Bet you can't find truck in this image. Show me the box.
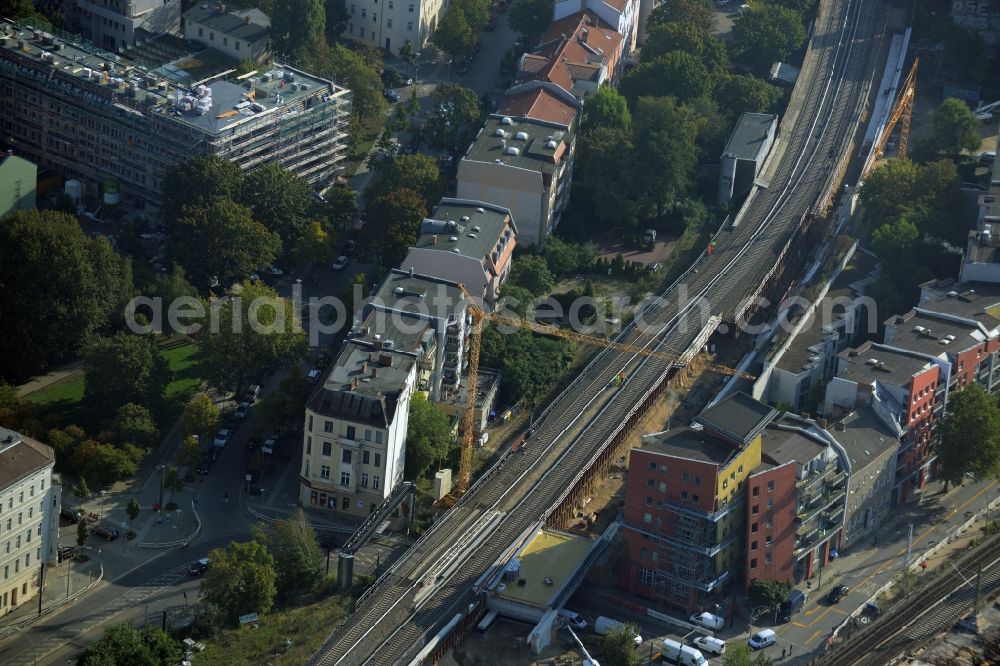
[778,589,806,623]
[594,616,642,646]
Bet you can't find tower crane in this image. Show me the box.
[865,58,918,175]
[451,284,755,497]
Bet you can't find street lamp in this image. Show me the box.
[749,604,770,639]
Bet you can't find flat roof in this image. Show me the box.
[463,116,571,175]
[722,112,778,161]
[760,426,826,468]
[919,283,1000,331]
[0,20,345,138]
[696,392,777,446]
[496,529,594,607]
[370,269,467,322]
[414,199,514,262]
[640,426,741,466]
[884,310,985,357]
[838,342,933,387]
[827,407,898,472]
[183,2,270,43]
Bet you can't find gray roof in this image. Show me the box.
[759,425,826,468]
[463,116,572,175]
[883,310,985,357]
[722,112,778,161]
[369,269,467,323]
[918,283,1000,332]
[696,392,777,446]
[827,407,898,473]
[182,2,270,43]
[837,342,934,387]
[0,428,54,490]
[414,198,515,263]
[640,426,741,466]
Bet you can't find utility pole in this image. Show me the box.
[971,563,983,623]
[904,523,913,567]
[37,562,45,616]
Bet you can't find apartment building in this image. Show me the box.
[518,11,625,97]
[0,151,37,218]
[398,198,518,310]
[497,81,581,128]
[620,393,776,615]
[180,2,270,61]
[553,0,639,54]
[958,151,1000,283]
[0,20,351,215]
[827,342,940,504]
[0,428,60,618]
[61,0,181,51]
[343,0,445,55]
[747,415,848,588]
[457,114,576,246]
[300,320,417,520]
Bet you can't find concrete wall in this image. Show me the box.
[457,160,545,245]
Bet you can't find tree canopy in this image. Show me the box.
[621,52,711,102]
[731,5,806,68]
[111,403,159,449]
[723,643,774,666]
[181,393,220,437]
[583,86,632,134]
[642,21,728,72]
[646,0,714,33]
[480,328,575,405]
[201,540,277,625]
[362,188,428,269]
[937,385,1000,490]
[713,73,783,122]
[252,509,324,601]
[508,0,553,44]
[83,333,171,420]
[405,392,453,478]
[78,624,180,666]
[433,6,476,58]
[271,0,325,56]
[425,83,482,153]
[0,210,132,380]
[927,97,981,156]
[509,255,555,296]
[599,622,642,666]
[303,42,386,120]
[238,163,318,259]
[367,153,445,207]
[162,155,243,227]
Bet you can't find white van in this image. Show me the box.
[594,616,642,645]
[689,611,725,631]
[748,628,776,649]
[693,635,726,655]
[660,637,707,666]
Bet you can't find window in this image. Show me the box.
[750,558,757,569]
[639,567,655,585]
[408,3,413,10]
[646,479,654,488]
[751,540,758,551]
[342,449,353,464]
[351,3,355,12]
[322,441,332,457]
[304,460,310,477]
[375,431,383,444]
[766,516,773,528]
[361,472,369,487]
[373,475,380,490]
[642,533,650,541]
[658,481,666,492]
[365,429,372,441]
[235,41,240,50]
[765,535,772,546]
[374,453,381,467]
[320,465,331,479]
[751,522,759,533]
[752,504,760,515]
[640,547,648,559]
[680,491,689,500]
[324,420,334,433]
[752,485,760,497]
[198,27,203,36]
[406,21,412,29]
[643,512,652,524]
[649,462,657,471]
[373,12,376,22]
[388,0,393,6]
[723,479,728,490]
[765,552,773,564]
[209,31,214,40]
[346,426,356,439]
[682,472,689,482]
[308,415,314,431]
[340,471,351,486]
[767,498,773,509]
[343,497,350,510]
[660,464,668,473]
[306,437,312,455]
[223,37,228,46]
[645,497,652,506]
[693,476,701,486]
[738,465,743,473]
[767,480,775,492]
[692,494,699,503]
[387,18,392,26]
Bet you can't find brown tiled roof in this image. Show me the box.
[0,429,54,490]
[518,10,623,93]
[498,87,578,126]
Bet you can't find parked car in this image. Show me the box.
[779,589,807,622]
[60,507,84,524]
[689,611,725,631]
[594,616,641,645]
[828,584,850,603]
[331,255,349,270]
[748,629,776,650]
[93,525,119,541]
[383,88,400,102]
[262,435,278,454]
[247,437,260,452]
[235,402,250,419]
[266,265,284,276]
[557,609,586,630]
[188,557,210,575]
[661,638,707,666]
[246,384,261,403]
[341,240,357,256]
[213,429,231,448]
[693,635,726,656]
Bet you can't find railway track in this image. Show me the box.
[820,535,1000,666]
[309,0,882,662]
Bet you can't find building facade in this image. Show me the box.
[518,11,625,97]
[180,2,270,61]
[718,112,778,205]
[0,20,351,215]
[552,0,639,54]
[61,0,181,51]
[0,428,60,618]
[343,0,445,55]
[0,151,37,218]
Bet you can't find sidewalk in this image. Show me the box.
[0,550,102,635]
[15,360,82,397]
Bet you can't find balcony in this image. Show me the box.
[796,488,846,525]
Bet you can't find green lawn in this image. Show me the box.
[344,114,389,177]
[161,340,202,403]
[26,373,85,407]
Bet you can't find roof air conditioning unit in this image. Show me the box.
[449,236,458,242]
[494,128,506,137]
[505,147,520,156]
[545,140,557,149]
[515,131,528,140]
[461,215,470,222]
[476,207,485,213]
[500,116,513,125]
[394,287,405,296]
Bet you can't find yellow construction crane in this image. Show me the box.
[865,58,918,175]
[451,285,755,496]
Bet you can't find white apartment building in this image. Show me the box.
[343,0,445,55]
[0,428,59,618]
[300,327,417,521]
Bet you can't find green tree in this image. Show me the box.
[620,52,711,102]
[321,182,359,234]
[74,477,90,501]
[870,217,919,265]
[170,198,280,289]
[361,188,428,269]
[641,21,728,72]
[646,0,714,32]
[77,520,89,546]
[399,38,415,63]
[201,540,277,625]
[78,623,180,666]
[723,643,774,666]
[126,498,140,532]
[599,622,642,666]
[181,393,220,438]
[196,282,307,393]
[771,0,817,17]
[0,210,129,380]
[713,73,783,120]
[498,284,536,317]
[748,578,790,610]
[163,466,183,501]
[178,435,203,472]
[112,403,159,449]
[481,329,575,404]
[510,254,555,296]
[937,385,1000,491]
[433,6,476,59]
[927,97,981,156]
[405,392,453,478]
[453,0,489,30]
[162,155,243,227]
[583,86,632,133]
[425,83,481,153]
[271,0,325,56]
[324,0,350,35]
[542,236,595,279]
[367,153,446,207]
[255,370,312,435]
[508,0,552,44]
[731,5,806,68]
[632,96,702,219]
[238,163,317,258]
[147,263,198,306]
[575,127,640,231]
[303,42,386,120]
[0,0,37,20]
[73,440,143,486]
[83,333,171,420]
[251,509,323,600]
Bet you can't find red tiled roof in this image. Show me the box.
[518,10,624,93]
[498,87,578,126]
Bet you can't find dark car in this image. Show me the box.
[828,585,850,604]
[381,67,404,87]
[457,59,470,75]
[341,240,357,257]
[60,507,83,524]
[383,88,400,103]
[93,525,119,541]
[189,557,210,575]
[247,437,260,452]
